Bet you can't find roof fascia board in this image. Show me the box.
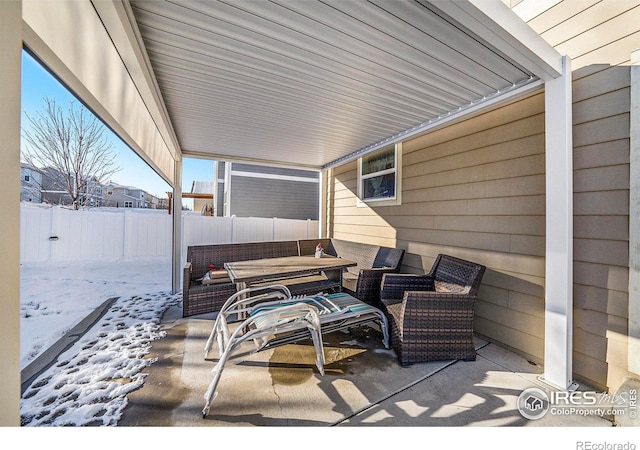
[22,0,177,187]
[181,150,323,173]
[426,0,563,81]
[91,0,182,161]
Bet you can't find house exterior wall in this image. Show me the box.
[20,166,42,203]
[221,162,320,220]
[328,91,548,363]
[523,0,639,394]
[327,0,640,392]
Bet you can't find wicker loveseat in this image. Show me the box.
[299,238,405,307]
[183,241,299,317]
[379,254,486,365]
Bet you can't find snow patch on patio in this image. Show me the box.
[21,291,180,426]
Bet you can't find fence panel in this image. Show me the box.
[20,204,319,263]
[232,217,276,242]
[20,205,53,261]
[124,210,172,259]
[183,214,233,247]
[274,218,316,241]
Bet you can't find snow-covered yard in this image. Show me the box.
[20,257,178,426]
[20,257,173,368]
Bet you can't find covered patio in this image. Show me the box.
[2,0,639,429]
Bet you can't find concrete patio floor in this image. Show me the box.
[119,304,614,428]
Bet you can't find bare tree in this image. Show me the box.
[22,97,120,209]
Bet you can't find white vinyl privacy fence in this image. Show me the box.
[20,204,319,263]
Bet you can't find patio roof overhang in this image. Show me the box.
[121,0,562,170]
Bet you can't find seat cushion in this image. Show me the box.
[342,272,358,292]
[200,270,232,285]
[434,280,470,294]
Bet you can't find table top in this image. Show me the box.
[224,255,357,284]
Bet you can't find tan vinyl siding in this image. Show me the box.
[328,92,548,364]
[570,73,630,390]
[524,0,636,392]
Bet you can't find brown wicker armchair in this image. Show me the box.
[298,238,405,307]
[380,254,486,365]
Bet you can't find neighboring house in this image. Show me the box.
[190,180,214,215]
[102,183,160,209]
[156,197,170,210]
[20,164,42,203]
[22,165,104,207]
[214,161,319,220]
[19,164,165,210]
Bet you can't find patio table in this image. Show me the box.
[224,254,357,293]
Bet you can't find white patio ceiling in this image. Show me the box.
[127,0,561,170]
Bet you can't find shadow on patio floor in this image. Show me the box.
[118,304,613,428]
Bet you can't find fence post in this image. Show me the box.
[273,217,277,240]
[231,215,235,243]
[122,208,130,259]
[49,205,60,260]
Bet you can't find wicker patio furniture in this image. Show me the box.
[182,241,299,317]
[184,238,405,317]
[379,254,486,365]
[202,285,389,418]
[298,238,405,307]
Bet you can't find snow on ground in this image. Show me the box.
[20,258,173,368]
[20,258,179,426]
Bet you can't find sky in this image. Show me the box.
[21,51,213,206]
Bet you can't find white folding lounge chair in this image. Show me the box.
[202,285,390,418]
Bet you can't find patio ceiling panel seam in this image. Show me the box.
[145,45,449,119]
[251,0,506,94]
[161,100,404,143]
[156,74,417,130]
[150,64,439,133]
[170,115,388,153]
[141,0,488,104]
[134,30,476,115]
[137,26,461,116]
[168,111,393,148]
[331,0,531,86]
[152,63,436,131]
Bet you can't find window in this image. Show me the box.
[24,173,30,182]
[124,201,133,208]
[358,143,402,206]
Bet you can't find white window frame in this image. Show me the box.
[124,201,133,208]
[357,142,402,207]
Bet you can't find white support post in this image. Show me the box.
[319,169,328,238]
[541,55,577,391]
[172,159,182,294]
[629,49,640,375]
